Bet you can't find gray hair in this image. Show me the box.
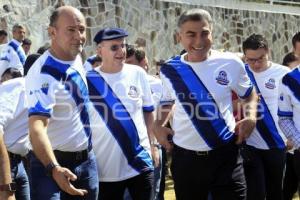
[177,9,213,28]
[12,24,25,32]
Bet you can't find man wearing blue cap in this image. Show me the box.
[87,27,157,200]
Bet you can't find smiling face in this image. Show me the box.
[177,20,213,62]
[48,7,86,60]
[97,38,126,69]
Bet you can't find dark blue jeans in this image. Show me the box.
[10,153,30,200]
[171,143,246,200]
[29,150,99,200]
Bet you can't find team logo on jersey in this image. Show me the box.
[216,71,229,85]
[41,82,49,95]
[128,86,139,98]
[279,93,284,101]
[265,78,276,89]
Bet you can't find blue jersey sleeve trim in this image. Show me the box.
[28,112,51,118]
[239,85,253,99]
[143,105,155,112]
[277,110,293,117]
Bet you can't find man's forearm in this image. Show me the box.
[155,104,173,127]
[279,117,300,149]
[29,116,58,167]
[144,111,155,142]
[0,133,11,185]
[242,90,258,120]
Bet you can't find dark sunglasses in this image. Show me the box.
[110,43,126,51]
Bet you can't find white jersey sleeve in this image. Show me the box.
[230,59,253,99]
[278,79,293,117]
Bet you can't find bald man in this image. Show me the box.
[25,6,98,200]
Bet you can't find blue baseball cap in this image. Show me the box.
[93,28,128,44]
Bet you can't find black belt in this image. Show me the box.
[54,145,92,162]
[174,144,210,156]
[8,152,22,162]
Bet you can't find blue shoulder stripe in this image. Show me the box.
[87,70,153,173]
[282,69,300,103]
[8,41,26,65]
[161,56,234,148]
[40,56,92,148]
[245,65,285,149]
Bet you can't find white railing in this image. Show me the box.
[267,0,300,5]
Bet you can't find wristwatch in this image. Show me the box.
[0,182,16,192]
[45,162,60,177]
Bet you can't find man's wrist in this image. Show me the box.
[45,162,60,177]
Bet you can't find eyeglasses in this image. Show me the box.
[106,43,126,51]
[245,55,267,64]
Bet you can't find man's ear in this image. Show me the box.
[176,31,181,44]
[48,26,56,39]
[96,45,102,58]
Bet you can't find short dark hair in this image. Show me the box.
[22,38,32,45]
[126,44,145,62]
[242,34,269,53]
[37,43,50,54]
[292,32,300,48]
[90,55,102,65]
[282,52,299,66]
[24,54,41,76]
[49,9,60,27]
[1,68,22,80]
[177,9,212,29]
[0,30,8,36]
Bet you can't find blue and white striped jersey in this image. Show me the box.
[160,50,253,151]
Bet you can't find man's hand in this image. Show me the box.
[52,166,88,196]
[153,123,174,152]
[0,192,15,200]
[151,145,160,168]
[235,117,256,144]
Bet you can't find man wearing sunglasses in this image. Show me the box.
[87,28,156,200]
[242,34,290,200]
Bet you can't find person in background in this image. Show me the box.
[242,34,290,200]
[22,38,32,55]
[83,54,102,71]
[126,44,164,200]
[292,32,300,57]
[0,60,30,200]
[282,52,300,70]
[0,30,8,44]
[0,24,26,74]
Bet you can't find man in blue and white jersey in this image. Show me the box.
[242,34,289,200]
[83,55,102,71]
[278,38,300,200]
[126,44,164,200]
[25,6,98,200]
[0,62,29,200]
[0,24,26,74]
[154,9,258,200]
[87,28,156,200]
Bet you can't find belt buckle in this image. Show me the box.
[196,151,209,156]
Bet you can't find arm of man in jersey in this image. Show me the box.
[26,75,87,196]
[0,131,16,200]
[232,60,258,144]
[153,68,175,151]
[278,74,300,149]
